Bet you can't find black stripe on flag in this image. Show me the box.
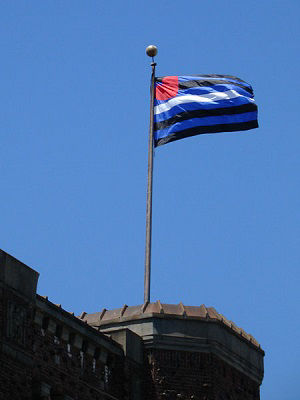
[156,74,248,84]
[178,80,253,95]
[154,103,257,132]
[191,74,247,83]
[155,120,259,147]
[156,74,247,83]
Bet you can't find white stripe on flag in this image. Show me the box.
[154,90,254,116]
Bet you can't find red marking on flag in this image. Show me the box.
[155,76,178,100]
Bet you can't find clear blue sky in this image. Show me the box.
[0,1,299,398]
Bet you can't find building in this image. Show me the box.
[0,249,264,399]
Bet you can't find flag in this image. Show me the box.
[154,74,258,147]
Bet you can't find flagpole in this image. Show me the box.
[144,45,157,303]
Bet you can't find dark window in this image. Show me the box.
[42,317,49,330]
[94,348,101,360]
[68,332,75,345]
[55,325,63,338]
[81,340,88,353]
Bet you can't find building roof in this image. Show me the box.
[80,301,262,351]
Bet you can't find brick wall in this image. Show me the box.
[0,351,33,400]
[212,356,260,400]
[143,349,260,400]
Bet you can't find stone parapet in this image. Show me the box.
[0,249,39,301]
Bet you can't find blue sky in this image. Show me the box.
[0,1,299,398]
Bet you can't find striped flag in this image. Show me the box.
[154,74,258,147]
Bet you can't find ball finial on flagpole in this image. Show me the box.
[146,45,158,58]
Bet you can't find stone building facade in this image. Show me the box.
[0,249,264,399]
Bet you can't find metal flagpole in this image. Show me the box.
[144,45,158,303]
